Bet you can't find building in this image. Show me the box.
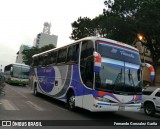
[134,40,160,86]
[34,33,58,48]
[16,45,31,64]
[33,22,58,48]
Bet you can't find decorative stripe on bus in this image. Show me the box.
[102,58,140,70]
[98,41,138,53]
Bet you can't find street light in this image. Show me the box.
[137,33,144,41]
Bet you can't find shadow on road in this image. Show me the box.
[36,93,134,120]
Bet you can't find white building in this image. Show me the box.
[33,22,58,48]
[34,33,58,48]
[16,45,31,64]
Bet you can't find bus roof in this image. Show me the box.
[32,36,139,58]
[5,63,30,67]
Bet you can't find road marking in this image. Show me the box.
[0,99,19,110]
[25,101,44,111]
[7,85,28,98]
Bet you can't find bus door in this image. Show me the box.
[80,40,94,109]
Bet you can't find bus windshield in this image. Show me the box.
[12,65,30,79]
[95,41,142,94]
[22,67,30,79]
[97,41,141,64]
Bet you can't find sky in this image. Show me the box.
[0,0,105,71]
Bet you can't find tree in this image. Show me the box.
[70,17,96,40]
[71,0,160,66]
[134,0,160,66]
[22,44,55,65]
[70,0,160,60]
[104,0,160,53]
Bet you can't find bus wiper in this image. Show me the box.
[128,69,135,86]
[128,69,138,94]
[113,68,122,93]
[115,68,122,84]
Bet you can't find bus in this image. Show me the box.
[29,37,142,112]
[4,63,30,85]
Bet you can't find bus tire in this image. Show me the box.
[67,92,75,111]
[33,83,39,96]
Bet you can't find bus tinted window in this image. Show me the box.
[49,51,57,64]
[67,45,74,62]
[43,53,49,66]
[57,47,67,63]
[38,56,43,66]
[81,41,87,59]
[34,57,38,66]
[66,43,79,63]
[81,40,93,58]
[86,41,94,57]
[80,40,94,88]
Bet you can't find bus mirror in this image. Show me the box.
[137,69,141,81]
[94,52,101,72]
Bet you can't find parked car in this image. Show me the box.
[142,87,160,116]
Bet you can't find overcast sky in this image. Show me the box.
[0,0,105,70]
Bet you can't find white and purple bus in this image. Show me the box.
[29,37,142,112]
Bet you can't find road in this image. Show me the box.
[0,84,159,129]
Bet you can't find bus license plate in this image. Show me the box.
[119,106,125,111]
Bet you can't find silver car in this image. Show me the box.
[142,87,160,116]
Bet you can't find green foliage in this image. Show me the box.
[70,17,96,40]
[70,0,160,65]
[22,44,55,65]
[134,0,160,64]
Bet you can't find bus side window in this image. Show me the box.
[85,59,94,88]
[81,41,87,59]
[57,47,67,64]
[80,40,94,88]
[86,41,94,57]
[57,49,61,63]
[39,56,43,66]
[32,58,35,66]
[66,43,79,63]
[53,51,58,64]
[34,57,39,66]
[43,53,49,66]
[66,45,74,63]
[73,43,79,62]
[48,52,52,65]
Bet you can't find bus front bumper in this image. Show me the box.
[91,100,141,112]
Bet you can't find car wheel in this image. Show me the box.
[144,102,155,116]
[67,94,75,111]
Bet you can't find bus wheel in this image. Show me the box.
[67,94,75,111]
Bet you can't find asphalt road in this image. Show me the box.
[0,84,159,129]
